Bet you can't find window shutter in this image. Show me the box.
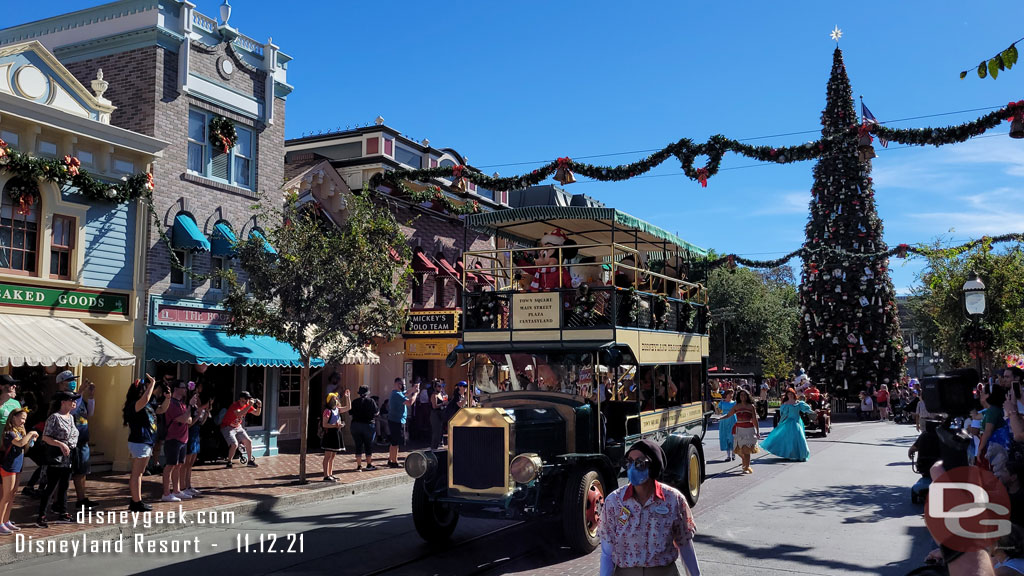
[211,149,229,181]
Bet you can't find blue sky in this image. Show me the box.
[7,2,1024,293]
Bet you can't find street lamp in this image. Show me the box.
[962,271,987,377]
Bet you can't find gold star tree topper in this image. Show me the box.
[830,26,843,42]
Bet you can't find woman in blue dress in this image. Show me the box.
[760,387,813,461]
[718,389,737,461]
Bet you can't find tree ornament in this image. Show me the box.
[208,115,237,154]
[1008,101,1024,139]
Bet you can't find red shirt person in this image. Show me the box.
[220,391,262,468]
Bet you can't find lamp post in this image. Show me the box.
[962,271,987,377]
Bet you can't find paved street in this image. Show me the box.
[1,419,933,575]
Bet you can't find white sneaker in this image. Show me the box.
[161,494,181,503]
[186,488,203,497]
[174,491,192,500]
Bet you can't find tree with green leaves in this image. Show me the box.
[707,266,800,379]
[960,39,1021,80]
[909,239,1024,371]
[797,48,905,396]
[223,191,411,483]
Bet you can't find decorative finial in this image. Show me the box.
[422,138,430,147]
[219,1,232,26]
[91,69,109,100]
[830,26,843,43]
[374,115,385,126]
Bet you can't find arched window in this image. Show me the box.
[439,159,455,169]
[0,178,40,275]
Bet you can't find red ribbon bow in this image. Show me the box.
[220,135,231,154]
[452,165,464,179]
[146,173,155,191]
[1006,101,1024,123]
[695,167,709,188]
[63,155,81,176]
[557,157,571,167]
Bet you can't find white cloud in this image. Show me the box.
[750,191,811,216]
[909,186,1024,236]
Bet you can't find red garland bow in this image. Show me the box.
[16,193,35,216]
[145,172,155,191]
[0,138,7,158]
[451,165,464,179]
[556,157,571,167]
[220,135,231,154]
[63,155,81,176]
[695,167,709,188]
[1006,101,1024,123]
[857,122,873,141]
[895,244,909,258]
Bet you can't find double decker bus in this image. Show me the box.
[403,206,711,553]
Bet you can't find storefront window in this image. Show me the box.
[279,367,301,408]
[245,366,265,428]
[0,185,39,275]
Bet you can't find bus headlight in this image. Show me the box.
[510,453,543,484]
[405,450,438,480]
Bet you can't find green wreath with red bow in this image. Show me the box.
[208,115,237,154]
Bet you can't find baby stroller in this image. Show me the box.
[891,398,912,424]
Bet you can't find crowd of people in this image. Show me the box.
[912,366,1024,576]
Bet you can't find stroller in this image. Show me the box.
[891,397,913,424]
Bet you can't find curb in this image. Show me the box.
[0,471,413,566]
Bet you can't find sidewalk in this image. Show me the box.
[0,448,413,564]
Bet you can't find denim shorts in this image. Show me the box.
[128,442,153,459]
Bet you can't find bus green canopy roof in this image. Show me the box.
[465,206,708,257]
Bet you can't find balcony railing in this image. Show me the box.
[462,242,709,336]
[192,12,218,34]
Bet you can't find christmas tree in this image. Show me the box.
[797,48,905,395]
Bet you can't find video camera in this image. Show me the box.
[919,368,980,471]
[920,368,979,418]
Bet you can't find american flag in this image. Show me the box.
[861,102,888,148]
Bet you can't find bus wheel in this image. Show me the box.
[412,478,459,543]
[562,468,604,554]
[683,442,702,507]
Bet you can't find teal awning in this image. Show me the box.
[146,327,324,368]
[172,214,210,253]
[210,222,237,257]
[249,229,278,255]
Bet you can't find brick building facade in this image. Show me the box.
[0,0,298,466]
[285,126,504,408]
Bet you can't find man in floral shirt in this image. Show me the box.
[598,439,700,576]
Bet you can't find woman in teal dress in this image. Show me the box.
[760,387,813,461]
[718,389,737,461]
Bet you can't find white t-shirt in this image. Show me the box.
[860,397,874,411]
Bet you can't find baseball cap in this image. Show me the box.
[56,370,77,384]
[457,381,469,387]
[0,374,18,385]
[239,391,252,399]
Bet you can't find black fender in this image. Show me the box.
[555,454,618,491]
[661,434,704,485]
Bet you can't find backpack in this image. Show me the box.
[317,409,327,439]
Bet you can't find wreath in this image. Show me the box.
[4,175,39,215]
[624,287,643,326]
[571,284,599,326]
[470,291,499,329]
[679,302,694,332]
[208,115,238,154]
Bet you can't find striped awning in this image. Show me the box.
[464,206,707,257]
[0,314,135,367]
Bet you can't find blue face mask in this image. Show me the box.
[627,464,650,486]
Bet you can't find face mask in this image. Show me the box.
[67,380,78,392]
[627,464,650,487]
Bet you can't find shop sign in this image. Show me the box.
[152,298,229,328]
[405,338,459,360]
[511,292,560,330]
[0,281,128,317]
[404,310,460,335]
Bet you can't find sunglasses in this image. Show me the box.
[621,457,651,471]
